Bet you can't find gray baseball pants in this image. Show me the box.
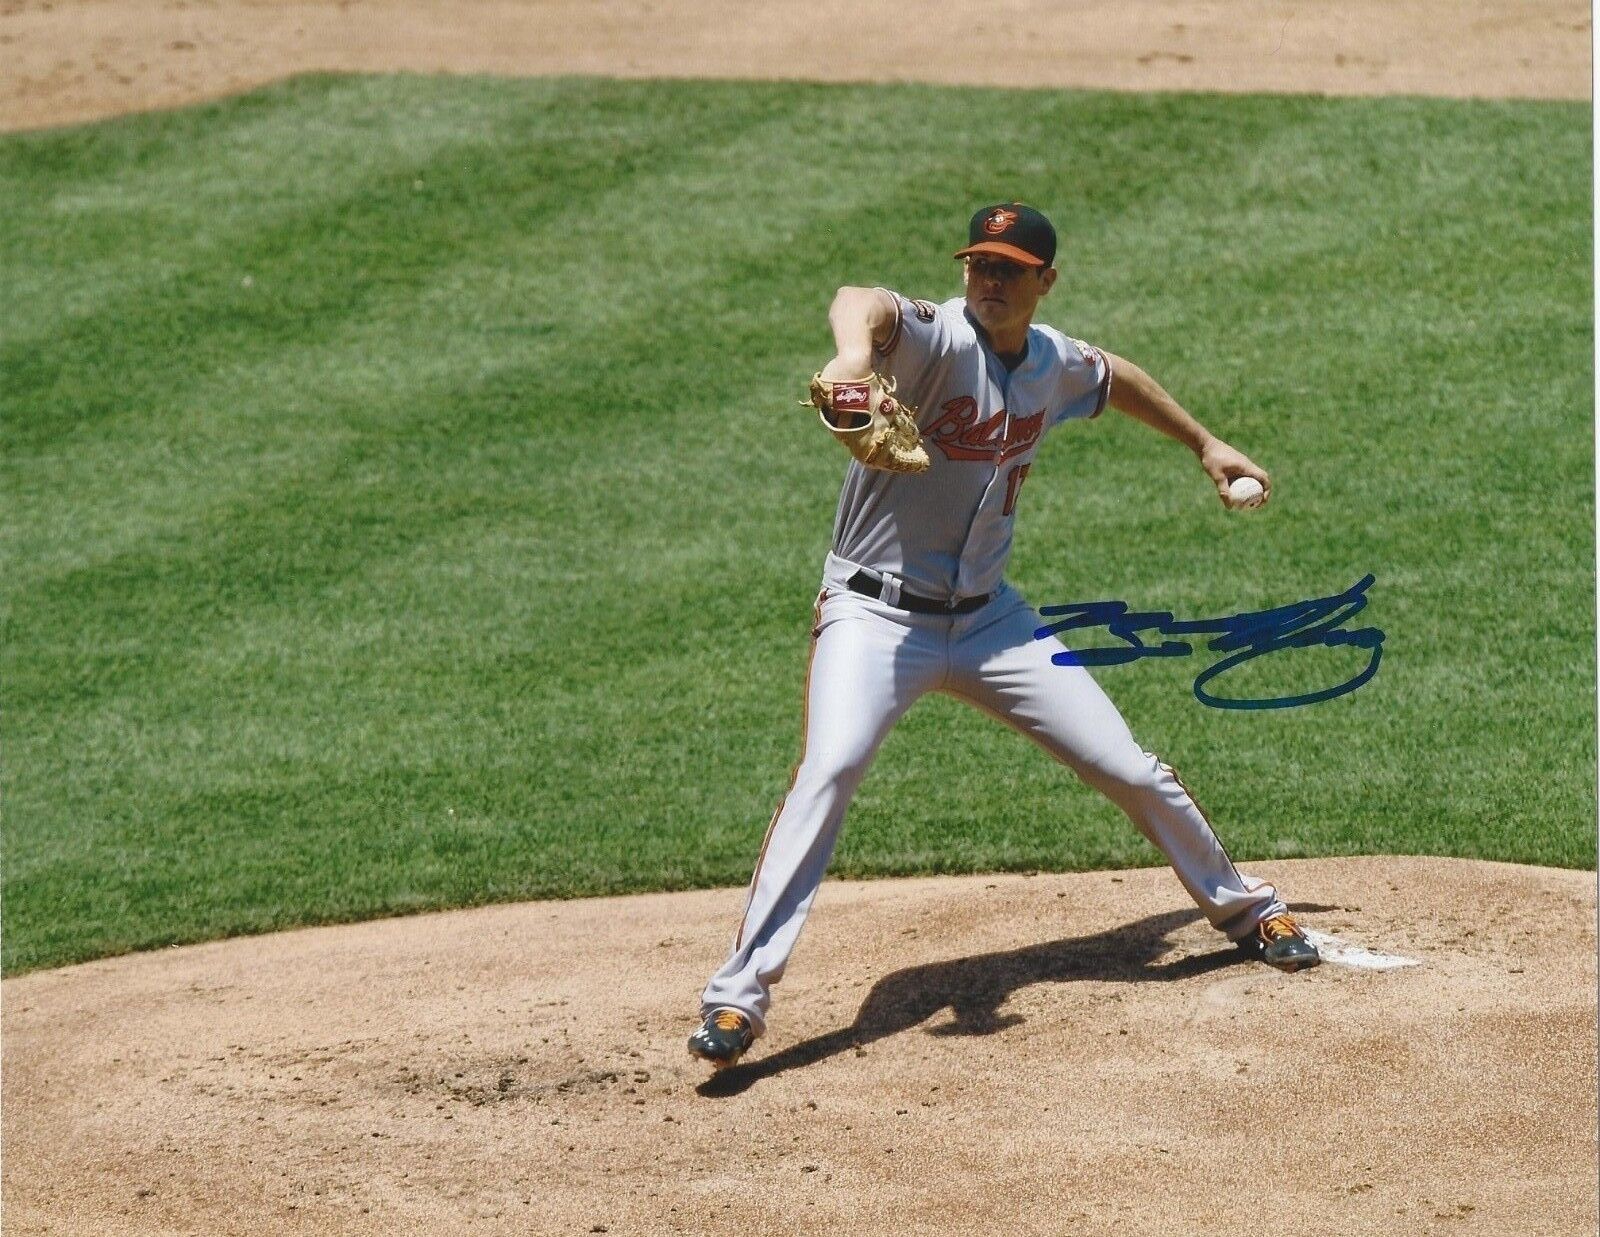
[700,562,1285,1034]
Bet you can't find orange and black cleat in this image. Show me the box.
[1238,913,1321,973]
[687,1007,756,1069]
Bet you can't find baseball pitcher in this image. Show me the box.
[689,203,1319,1070]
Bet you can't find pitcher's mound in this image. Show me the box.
[3,856,1595,1235]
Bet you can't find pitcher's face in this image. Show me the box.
[962,255,1056,337]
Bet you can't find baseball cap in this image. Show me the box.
[954,202,1057,268]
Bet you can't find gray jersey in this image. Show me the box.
[828,290,1113,600]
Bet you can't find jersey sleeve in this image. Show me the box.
[1048,335,1114,426]
[871,290,955,393]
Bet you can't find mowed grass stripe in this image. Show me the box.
[8,84,960,736]
[8,78,884,764]
[8,82,938,600]
[2,76,1591,973]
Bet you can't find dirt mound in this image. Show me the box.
[1,0,1590,132]
[4,856,1594,1235]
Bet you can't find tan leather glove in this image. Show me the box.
[802,372,931,475]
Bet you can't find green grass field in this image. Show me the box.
[3,75,1593,975]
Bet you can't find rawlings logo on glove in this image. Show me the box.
[802,371,931,475]
[832,383,871,412]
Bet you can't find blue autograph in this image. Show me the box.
[1034,574,1385,710]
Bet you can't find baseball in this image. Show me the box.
[1227,476,1265,509]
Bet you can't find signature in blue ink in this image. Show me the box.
[1034,575,1385,710]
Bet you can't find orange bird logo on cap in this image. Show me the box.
[983,208,1019,235]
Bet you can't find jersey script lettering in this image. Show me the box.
[924,397,1047,463]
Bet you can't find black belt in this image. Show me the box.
[847,570,992,615]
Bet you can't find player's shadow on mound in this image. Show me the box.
[696,903,1333,1098]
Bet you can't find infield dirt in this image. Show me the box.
[5,858,1596,1235]
[3,4,1596,1235]
[0,0,1591,132]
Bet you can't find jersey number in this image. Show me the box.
[1003,463,1032,516]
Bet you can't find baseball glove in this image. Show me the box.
[803,372,930,474]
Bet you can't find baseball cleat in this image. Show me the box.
[687,1008,756,1069]
[1238,913,1321,973]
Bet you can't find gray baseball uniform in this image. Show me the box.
[699,290,1285,1035]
